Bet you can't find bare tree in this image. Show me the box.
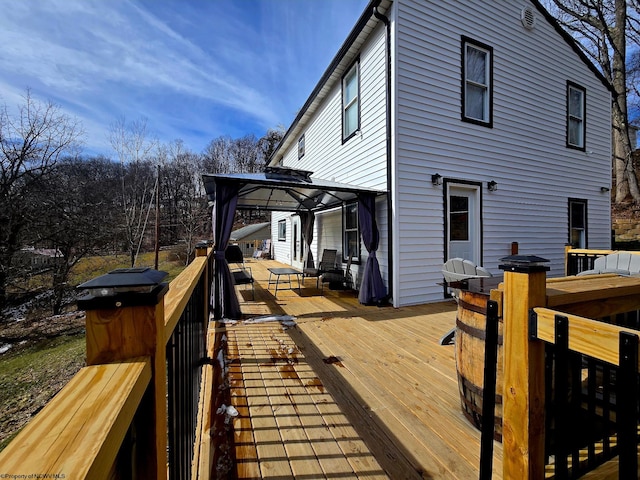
[108,117,158,267]
[202,136,233,174]
[544,0,640,203]
[158,140,209,256]
[33,156,121,314]
[257,127,286,164]
[0,90,83,308]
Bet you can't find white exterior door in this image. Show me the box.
[447,184,481,264]
[291,215,304,270]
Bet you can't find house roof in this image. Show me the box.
[267,0,393,167]
[530,0,614,95]
[267,0,614,167]
[230,222,270,242]
[202,167,385,213]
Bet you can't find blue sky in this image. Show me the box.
[0,0,369,157]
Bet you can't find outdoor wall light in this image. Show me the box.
[431,173,442,186]
[600,186,610,193]
[488,180,498,192]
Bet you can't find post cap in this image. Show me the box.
[499,255,550,273]
[195,240,212,249]
[77,267,169,310]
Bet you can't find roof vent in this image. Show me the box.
[521,6,536,30]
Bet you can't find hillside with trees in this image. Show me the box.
[0,91,284,318]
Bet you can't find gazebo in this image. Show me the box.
[202,166,388,319]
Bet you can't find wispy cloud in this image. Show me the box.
[0,0,368,155]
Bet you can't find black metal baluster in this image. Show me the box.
[554,314,569,479]
[618,332,638,479]
[479,300,499,480]
[587,357,597,468]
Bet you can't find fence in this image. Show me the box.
[0,247,212,479]
[478,256,640,479]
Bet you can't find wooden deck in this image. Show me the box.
[214,258,503,479]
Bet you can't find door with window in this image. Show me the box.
[291,215,304,270]
[447,184,481,264]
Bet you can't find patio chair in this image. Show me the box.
[440,258,492,345]
[442,258,492,299]
[320,255,353,293]
[253,239,271,259]
[576,252,640,276]
[225,244,255,299]
[303,249,337,288]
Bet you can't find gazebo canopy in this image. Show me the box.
[202,166,385,213]
[202,166,388,319]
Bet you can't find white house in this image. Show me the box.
[229,222,271,257]
[265,0,612,308]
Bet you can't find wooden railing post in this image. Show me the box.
[564,243,572,276]
[78,268,170,480]
[499,255,549,480]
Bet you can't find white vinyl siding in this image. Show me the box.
[274,23,389,285]
[394,0,611,306]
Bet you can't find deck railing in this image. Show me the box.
[564,246,614,275]
[0,246,212,479]
[495,257,640,479]
[531,307,639,478]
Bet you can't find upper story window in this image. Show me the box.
[462,37,493,127]
[298,134,305,160]
[343,201,360,262]
[567,82,586,150]
[342,59,360,142]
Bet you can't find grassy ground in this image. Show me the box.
[0,248,188,453]
[0,334,86,451]
[69,248,188,286]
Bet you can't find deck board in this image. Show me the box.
[217,259,503,479]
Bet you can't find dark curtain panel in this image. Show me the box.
[357,193,387,305]
[299,211,315,269]
[211,181,241,319]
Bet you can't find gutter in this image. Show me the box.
[373,5,394,303]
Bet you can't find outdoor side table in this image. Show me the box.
[267,267,302,298]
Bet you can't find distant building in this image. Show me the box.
[230,222,271,257]
[16,247,64,271]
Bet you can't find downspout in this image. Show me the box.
[373,5,394,303]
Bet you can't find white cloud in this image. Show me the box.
[0,0,369,155]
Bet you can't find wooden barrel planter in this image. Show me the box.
[455,284,504,442]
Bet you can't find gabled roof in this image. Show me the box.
[267,0,393,167]
[202,167,385,213]
[529,0,614,95]
[230,222,270,242]
[268,0,614,168]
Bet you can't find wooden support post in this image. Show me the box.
[564,244,572,276]
[195,241,209,258]
[499,255,549,480]
[79,271,169,480]
[195,241,211,327]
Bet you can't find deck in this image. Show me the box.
[214,258,503,479]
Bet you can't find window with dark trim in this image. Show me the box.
[342,59,360,142]
[278,219,286,241]
[343,201,360,262]
[298,134,305,160]
[567,82,586,150]
[462,37,493,127]
[568,198,587,248]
